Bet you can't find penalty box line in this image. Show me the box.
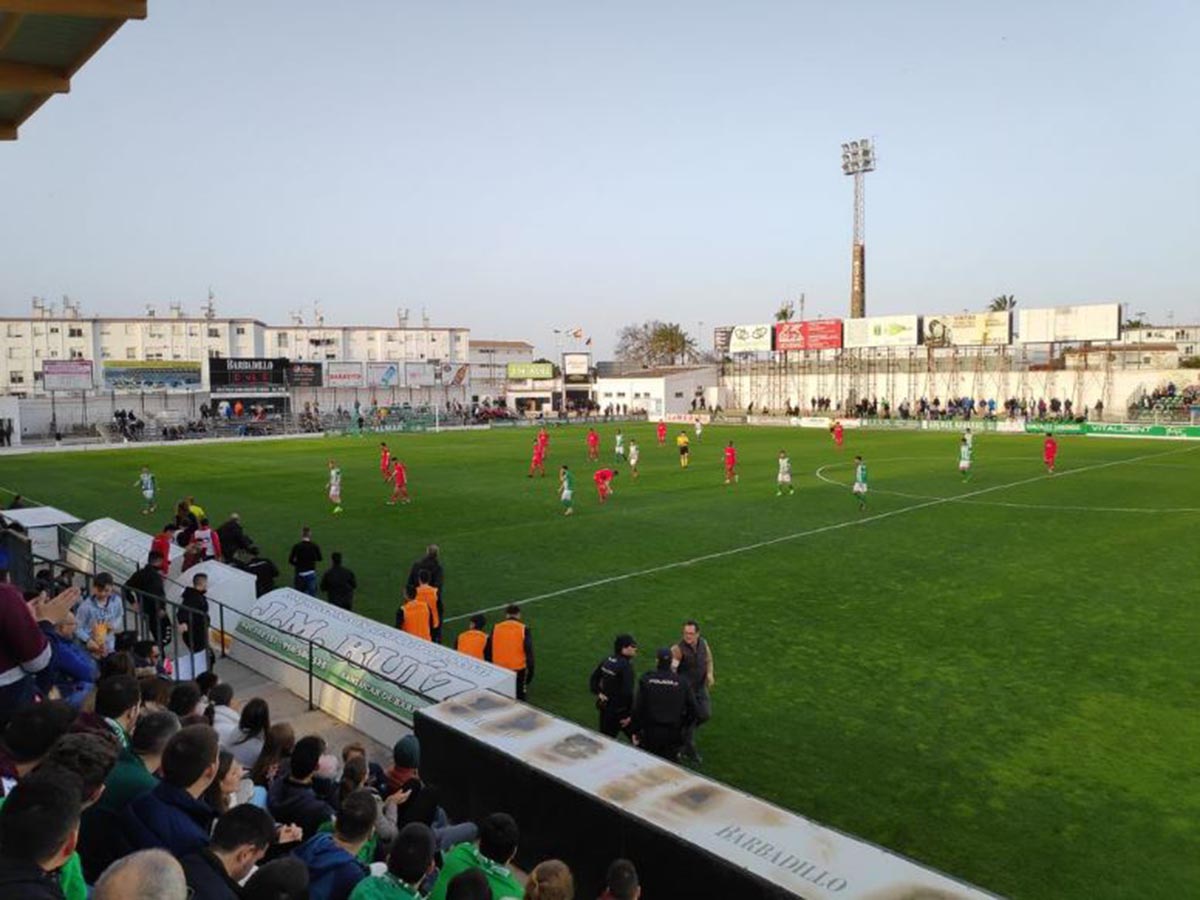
[444,443,1199,624]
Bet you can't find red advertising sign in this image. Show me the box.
[774,319,843,351]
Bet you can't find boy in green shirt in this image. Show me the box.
[427,813,523,900]
[350,822,437,900]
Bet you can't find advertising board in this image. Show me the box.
[774,320,843,351]
[325,361,365,387]
[728,323,774,353]
[843,314,921,348]
[1017,303,1120,343]
[507,362,555,380]
[286,361,323,387]
[449,364,470,386]
[209,358,289,392]
[101,361,202,391]
[403,362,437,387]
[41,360,94,391]
[563,352,590,376]
[366,362,401,388]
[712,326,733,356]
[922,312,1011,347]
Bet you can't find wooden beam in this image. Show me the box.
[0,120,16,140]
[0,14,23,53]
[0,60,69,93]
[0,1,146,19]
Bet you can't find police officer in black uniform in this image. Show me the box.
[633,647,697,762]
[589,634,638,739]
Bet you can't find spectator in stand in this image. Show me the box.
[268,735,335,839]
[250,722,295,790]
[321,552,358,611]
[125,552,169,644]
[193,518,222,561]
[0,701,77,797]
[216,514,253,562]
[95,674,141,750]
[598,859,640,900]
[177,573,211,678]
[93,849,188,900]
[404,545,444,608]
[429,812,523,900]
[181,805,276,900]
[203,750,259,816]
[0,773,83,900]
[0,581,77,725]
[223,697,271,769]
[350,822,437,900]
[289,527,323,596]
[121,725,220,856]
[376,734,471,851]
[151,524,177,574]
[139,676,173,712]
[524,860,574,900]
[322,755,398,858]
[243,856,310,900]
[485,605,534,701]
[168,681,206,721]
[243,549,281,597]
[36,611,99,709]
[292,788,376,900]
[208,683,240,742]
[74,574,125,660]
[444,868,492,900]
[131,640,167,679]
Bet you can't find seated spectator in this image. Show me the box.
[36,612,98,709]
[168,681,205,720]
[381,735,476,851]
[223,697,271,769]
[97,650,138,681]
[139,676,172,712]
[429,813,522,900]
[181,804,276,900]
[0,701,76,797]
[94,674,141,749]
[349,822,437,900]
[243,856,311,900]
[293,788,376,900]
[204,750,257,816]
[93,848,188,900]
[524,860,573,900]
[250,722,295,789]
[321,755,397,860]
[196,671,220,698]
[598,859,639,900]
[0,771,83,900]
[268,735,335,839]
[445,868,493,900]
[74,574,125,660]
[121,725,220,856]
[208,683,240,741]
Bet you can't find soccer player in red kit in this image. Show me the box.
[832,421,844,449]
[380,442,391,481]
[593,468,618,503]
[537,426,549,457]
[528,439,547,478]
[723,441,738,484]
[1043,434,1058,473]
[388,459,410,504]
[656,420,667,446]
[586,428,600,460]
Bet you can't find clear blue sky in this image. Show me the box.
[2,0,1197,357]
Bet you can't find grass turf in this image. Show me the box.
[4,424,1198,899]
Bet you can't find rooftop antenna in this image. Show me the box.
[145,303,157,317]
[397,307,410,328]
[204,288,216,320]
[422,307,430,329]
[290,309,304,325]
[313,300,324,326]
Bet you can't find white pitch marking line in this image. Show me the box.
[444,443,1199,623]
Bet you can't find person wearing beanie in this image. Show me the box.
[380,735,475,852]
[589,634,638,740]
[632,648,697,762]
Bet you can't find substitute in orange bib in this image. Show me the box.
[456,614,487,660]
[395,590,432,641]
[414,573,443,644]
[485,604,535,701]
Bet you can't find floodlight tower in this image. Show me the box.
[841,138,876,319]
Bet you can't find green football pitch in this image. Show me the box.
[5,424,1199,899]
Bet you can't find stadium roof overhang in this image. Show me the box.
[0,0,146,141]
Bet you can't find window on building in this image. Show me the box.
[49,350,58,358]
[674,392,684,398]
[189,326,199,337]
[207,327,220,338]
[148,352,164,360]
[125,324,136,335]
[101,349,111,359]
[209,349,222,358]
[69,349,83,359]
[236,326,246,335]
[277,334,289,347]
[173,324,183,336]
[49,326,59,334]
[68,327,84,338]
[9,372,24,384]
[32,326,43,337]
[34,349,42,358]
[126,348,137,359]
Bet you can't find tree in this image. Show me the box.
[987,294,1017,312]
[775,301,795,322]
[614,321,698,367]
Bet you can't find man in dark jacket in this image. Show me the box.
[589,634,638,740]
[290,789,374,900]
[319,552,358,611]
[241,551,280,598]
[215,514,253,562]
[288,528,322,596]
[268,735,334,840]
[121,725,219,856]
[181,805,275,900]
[177,573,210,670]
[0,773,82,900]
[125,552,168,644]
[633,648,697,762]
[404,544,443,604]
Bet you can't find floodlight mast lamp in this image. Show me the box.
[841,138,875,319]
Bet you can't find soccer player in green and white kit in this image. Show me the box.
[614,430,625,463]
[327,458,344,514]
[559,464,575,516]
[776,450,794,496]
[852,455,868,511]
[958,436,973,482]
[135,466,157,515]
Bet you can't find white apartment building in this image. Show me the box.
[1120,325,1200,359]
[0,300,471,395]
[469,339,535,400]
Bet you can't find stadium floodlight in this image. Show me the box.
[841,136,876,319]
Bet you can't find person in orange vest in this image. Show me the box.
[485,604,535,701]
[395,589,432,641]
[456,614,487,660]
[414,572,442,644]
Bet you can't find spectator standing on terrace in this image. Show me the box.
[289,527,323,596]
[126,551,168,644]
[485,605,534,701]
[75,574,124,660]
[428,813,523,900]
[150,524,176,574]
[321,552,358,611]
[177,573,211,679]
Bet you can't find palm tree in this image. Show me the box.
[775,301,795,322]
[987,294,1017,312]
[650,322,698,365]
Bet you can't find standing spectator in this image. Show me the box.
[0,582,72,725]
[589,635,638,739]
[37,612,98,710]
[289,527,323,596]
[125,552,169,644]
[599,859,640,900]
[633,648,696,762]
[292,788,375,900]
[0,702,76,797]
[524,859,574,900]
[151,524,177,574]
[485,605,534,701]
[671,620,714,764]
[93,849,188,900]
[222,698,270,769]
[216,514,252,562]
[320,553,358,611]
[0,773,83,900]
[180,805,275,900]
[75,574,125,660]
[429,813,522,900]
[349,822,436,900]
[193,519,222,561]
[404,545,443,608]
[177,573,211,679]
[455,615,487,660]
[267,736,334,839]
[121,725,220,856]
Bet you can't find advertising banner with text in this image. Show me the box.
[922,312,1011,347]
[286,361,323,387]
[209,358,289,392]
[325,361,365,387]
[507,362,555,380]
[728,324,774,353]
[774,319,843,351]
[101,361,202,391]
[843,315,921,348]
[42,359,94,391]
[366,362,402,388]
[404,362,438,387]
